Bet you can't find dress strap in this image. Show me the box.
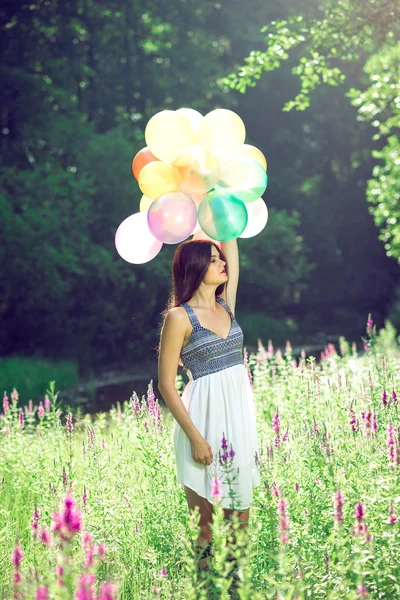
[180,302,200,329]
[216,296,234,320]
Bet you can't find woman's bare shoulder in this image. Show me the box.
[164,306,189,328]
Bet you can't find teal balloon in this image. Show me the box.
[197,190,248,242]
[216,157,268,203]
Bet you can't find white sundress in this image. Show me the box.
[172,296,261,510]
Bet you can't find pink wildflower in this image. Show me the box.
[131,391,140,415]
[387,426,397,467]
[11,388,19,402]
[357,584,369,598]
[333,491,344,522]
[366,316,373,335]
[76,573,97,600]
[36,587,48,600]
[18,411,24,428]
[82,486,88,506]
[95,544,107,562]
[3,392,9,414]
[98,583,118,600]
[66,413,73,434]
[277,497,289,543]
[388,505,397,525]
[39,528,51,546]
[353,503,370,540]
[32,507,40,536]
[12,541,24,568]
[87,426,95,447]
[52,495,82,542]
[210,477,222,504]
[38,404,45,418]
[44,395,50,411]
[160,567,168,577]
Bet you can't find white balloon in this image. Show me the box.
[115,212,163,264]
[176,107,203,134]
[239,198,269,238]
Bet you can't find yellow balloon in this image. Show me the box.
[138,162,179,200]
[176,108,203,134]
[233,144,267,171]
[139,195,154,212]
[196,109,246,163]
[145,110,196,162]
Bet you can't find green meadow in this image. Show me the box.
[1,319,400,599]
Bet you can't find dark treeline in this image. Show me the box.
[1,0,399,373]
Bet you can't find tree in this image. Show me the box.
[219,0,400,263]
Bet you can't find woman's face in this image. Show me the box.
[203,245,227,285]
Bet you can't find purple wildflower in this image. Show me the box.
[160,567,168,577]
[349,408,359,432]
[333,491,344,522]
[392,389,398,405]
[221,432,228,450]
[382,390,389,407]
[82,485,88,506]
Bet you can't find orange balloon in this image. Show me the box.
[132,147,160,181]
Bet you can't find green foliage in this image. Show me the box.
[221,0,400,263]
[348,42,400,263]
[0,357,78,404]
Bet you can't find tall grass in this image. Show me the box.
[0,317,399,599]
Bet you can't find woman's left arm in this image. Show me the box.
[219,239,239,314]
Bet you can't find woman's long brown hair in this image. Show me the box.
[157,240,228,356]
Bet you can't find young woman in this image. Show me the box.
[157,238,260,575]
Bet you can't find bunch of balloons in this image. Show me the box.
[115,108,269,264]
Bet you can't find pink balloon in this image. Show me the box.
[147,191,197,244]
[115,212,163,264]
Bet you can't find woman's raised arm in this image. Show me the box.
[219,239,239,314]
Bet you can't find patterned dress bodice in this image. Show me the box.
[179,296,244,381]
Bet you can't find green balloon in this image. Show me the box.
[197,190,248,242]
[216,157,268,203]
